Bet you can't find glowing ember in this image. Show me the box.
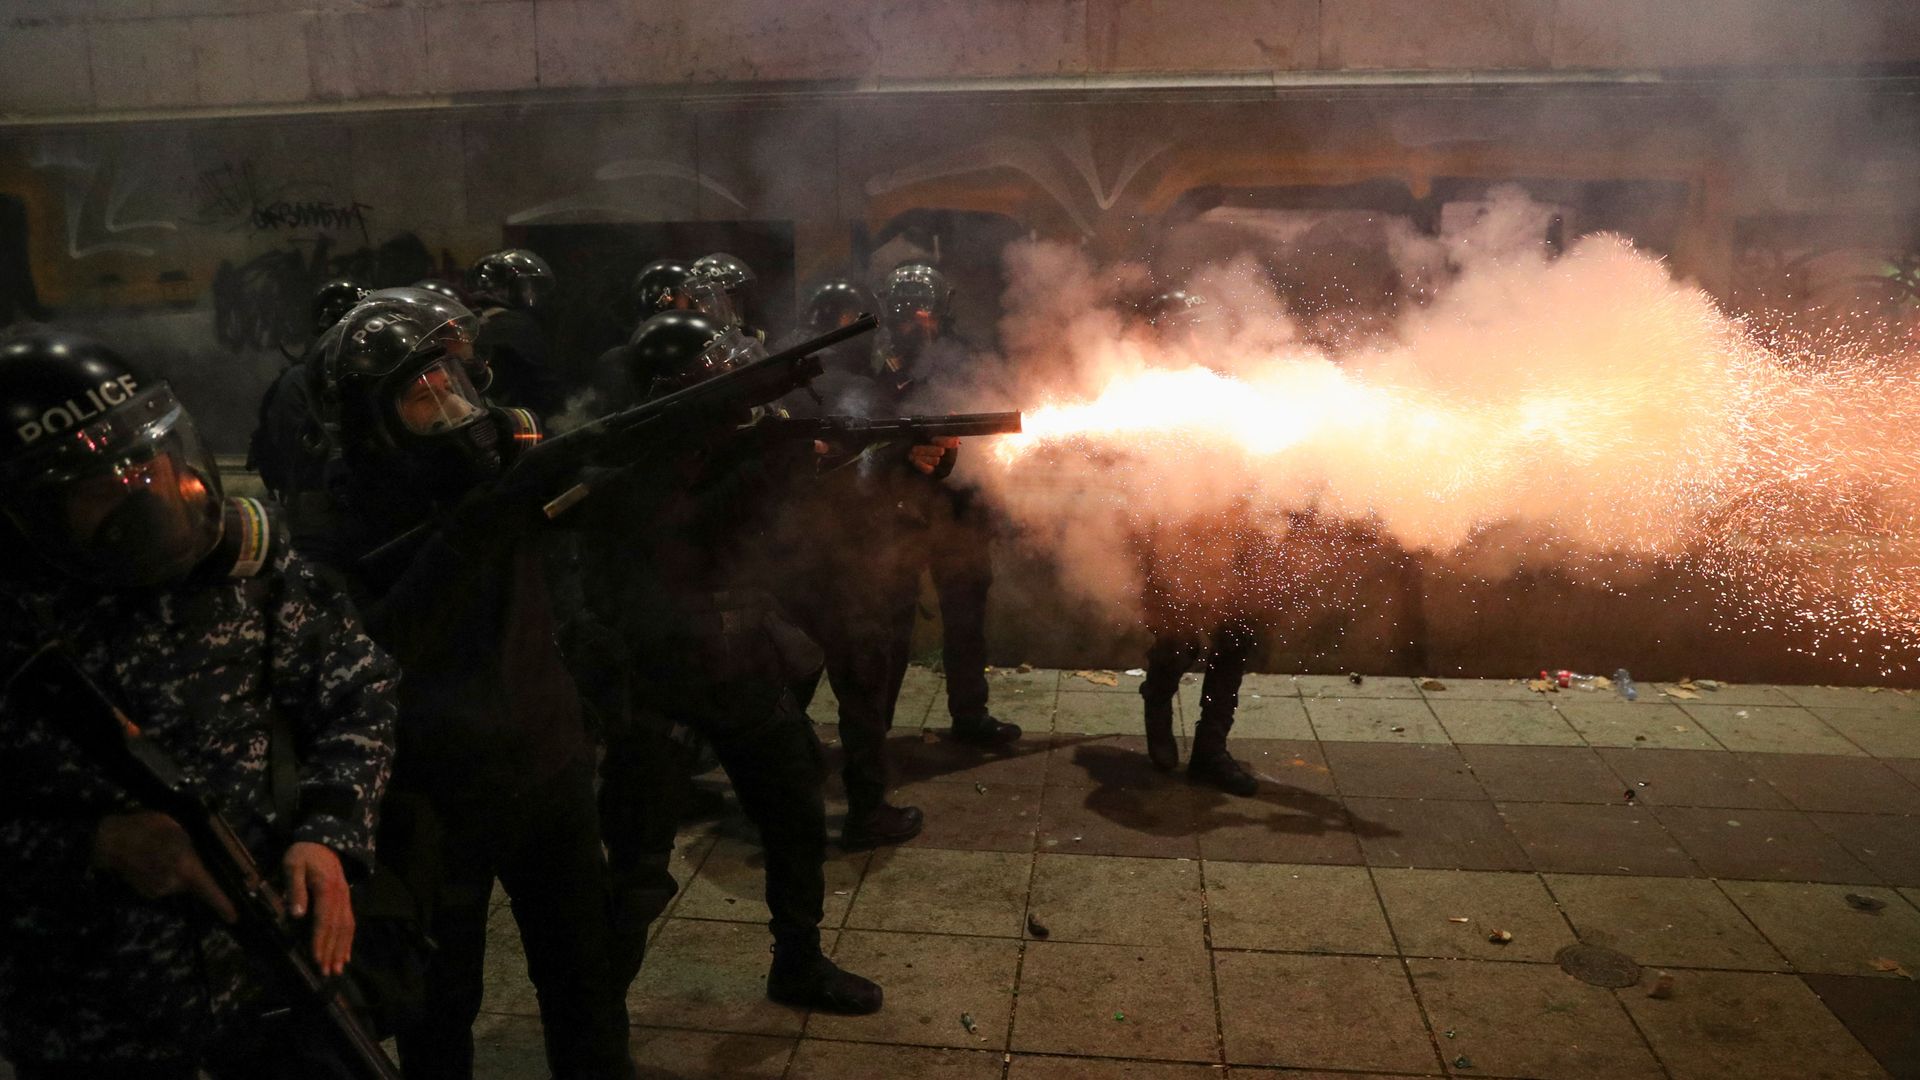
[982,231,1920,671]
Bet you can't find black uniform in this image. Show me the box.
[295,288,632,1080]
[473,305,566,416]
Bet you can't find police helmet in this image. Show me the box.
[311,278,369,336]
[0,331,224,587]
[465,249,555,312]
[625,311,764,401]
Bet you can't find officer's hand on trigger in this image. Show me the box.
[908,436,960,475]
[92,811,238,924]
[283,841,355,976]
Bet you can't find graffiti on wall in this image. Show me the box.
[211,232,456,352]
[195,160,374,242]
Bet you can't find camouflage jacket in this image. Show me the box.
[0,524,398,1066]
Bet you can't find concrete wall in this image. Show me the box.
[5,0,1920,118]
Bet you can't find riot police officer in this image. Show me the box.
[247,277,366,500]
[465,248,566,416]
[859,263,1018,748]
[586,310,885,1014]
[0,330,399,1077]
[629,257,738,329]
[293,288,635,1080]
[691,251,759,340]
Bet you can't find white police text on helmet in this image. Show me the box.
[14,376,140,445]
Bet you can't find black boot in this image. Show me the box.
[767,947,884,1014]
[1142,698,1179,772]
[840,802,925,850]
[1189,718,1257,796]
[950,714,1022,746]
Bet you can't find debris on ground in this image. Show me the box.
[1420,678,1448,691]
[1016,662,1034,674]
[1026,914,1050,939]
[1454,1055,1475,1069]
[960,1012,977,1034]
[1488,929,1513,945]
[921,730,939,743]
[1647,972,1675,999]
[1112,1011,1126,1022]
[1871,957,1911,978]
[1558,943,1642,987]
[1614,669,1638,701]
[1389,725,1406,733]
[1348,672,1364,685]
[974,782,988,794]
[1528,678,1558,694]
[1624,789,1636,803]
[1443,1029,1457,1039]
[1665,686,1701,700]
[1124,668,1146,677]
[1845,893,1888,913]
[1447,917,1471,924]
[1071,669,1121,687]
[1676,677,1723,693]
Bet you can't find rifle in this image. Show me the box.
[6,640,402,1080]
[534,315,878,519]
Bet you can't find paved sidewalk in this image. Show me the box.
[490,670,1919,1077]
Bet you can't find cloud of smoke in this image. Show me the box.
[970,188,1920,669]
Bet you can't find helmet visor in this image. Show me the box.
[394,356,488,436]
[676,279,738,330]
[3,386,224,587]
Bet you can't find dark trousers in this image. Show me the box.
[393,758,633,1080]
[601,680,829,956]
[1141,620,1258,752]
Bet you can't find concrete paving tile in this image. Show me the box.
[1039,782,1204,860]
[976,690,1057,736]
[629,1026,795,1079]
[1241,673,1308,697]
[1214,953,1438,1072]
[894,779,1040,853]
[480,900,540,1017]
[1405,958,1663,1080]
[1885,758,1920,787]
[806,680,841,725]
[1294,674,1424,699]
[1657,807,1880,884]
[1006,1057,1225,1079]
[1347,797,1530,871]
[1203,862,1395,954]
[1556,699,1721,750]
[809,930,1021,1049]
[1463,745,1626,803]
[787,1040,1002,1079]
[986,666,1061,695]
[1192,785,1366,866]
[1420,677,1545,701]
[1028,853,1205,948]
[1724,881,1920,978]
[1499,802,1696,876]
[1305,697,1447,743]
[1779,686,1920,713]
[1812,709,1920,759]
[890,732,1053,787]
[1227,738,1338,795]
[1801,974,1920,1080]
[1221,693,1315,739]
[1322,742,1483,800]
[468,1014,549,1079]
[1812,814,1920,887]
[1654,682,1802,707]
[847,848,1031,938]
[1012,941,1217,1062]
[1619,969,1888,1080]
[1544,874,1786,970]
[1373,868,1576,962]
[1595,747,1792,809]
[1682,703,1864,756]
[627,919,824,1035]
[1741,753,1920,814]
[897,666,945,727]
[1429,697,1585,745]
[1056,689,1154,735]
[674,838,868,927]
[1045,735,1193,790]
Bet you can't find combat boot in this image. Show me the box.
[950,714,1022,746]
[1188,719,1257,796]
[840,801,925,850]
[1142,697,1179,772]
[768,947,884,1014]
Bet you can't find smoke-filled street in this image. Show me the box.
[3,1,1920,1079]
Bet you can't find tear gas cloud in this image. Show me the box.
[966,187,1920,671]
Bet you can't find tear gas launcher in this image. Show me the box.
[533,314,880,519]
[3,640,403,1080]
